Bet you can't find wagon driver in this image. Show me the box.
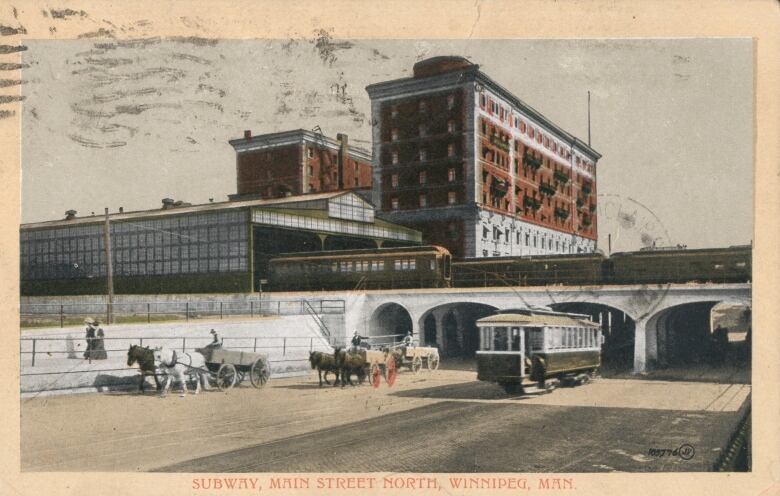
[206,329,222,349]
[401,331,413,356]
[351,330,367,352]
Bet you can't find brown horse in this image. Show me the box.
[333,347,366,387]
[126,345,161,393]
[309,351,341,387]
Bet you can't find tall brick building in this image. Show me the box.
[228,129,372,200]
[366,56,600,258]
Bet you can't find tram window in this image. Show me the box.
[378,260,385,271]
[331,262,338,273]
[481,328,492,350]
[493,327,509,351]
[510,327,521,351]
[429,259,436,271]
[528,328,543,351]
[394,259,401,270]
[550,328,563,350]
[578,329,584,348]
[409,259,416,270]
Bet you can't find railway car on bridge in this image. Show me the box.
[475,308,602,394]
[452,253,606,288]
[267,245,452,291]
[608,245,752,285]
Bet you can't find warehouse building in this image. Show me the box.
[20,191,421,296]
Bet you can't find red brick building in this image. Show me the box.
[366,56,600,258]
[228,129,372,200]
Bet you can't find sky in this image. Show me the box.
[20,38,753,252]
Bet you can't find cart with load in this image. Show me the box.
[195,346,271,391]
[403,345,440,373]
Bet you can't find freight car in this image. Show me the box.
[608,245,751,285]
[266,245,452,291]
[452,253,606,288]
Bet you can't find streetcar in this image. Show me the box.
[475,308,602,394]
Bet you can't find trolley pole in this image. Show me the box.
[103,208,114,324]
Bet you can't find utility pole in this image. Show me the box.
[103,207,114,324]
[587,90,591,146]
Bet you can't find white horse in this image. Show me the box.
[154,347,209,397]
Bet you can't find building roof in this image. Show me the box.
[22,191,368,230]
[365,57,601,161]
[228,128,372,163]
[476,313,600,328]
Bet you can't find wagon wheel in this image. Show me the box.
[427,353,440,371]
[250,359,270,388]
[385,356,397,386]
[370,364,381,389]
[411,355,423,374]
[216,363,237,391]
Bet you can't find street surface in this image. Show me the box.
[21,369,749,472]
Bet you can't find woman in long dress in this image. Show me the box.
[83,318,96,359]
[91,320,108,360]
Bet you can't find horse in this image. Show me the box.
[309,351,340,387]
[333,347,366,387]
[153,347,209,397]
[126,345,161,393]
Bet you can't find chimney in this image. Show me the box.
[161,198,175,210]
[336,133,349,190]
[118,207,124,213]
[65,210,77,220]
[244,130,252,140]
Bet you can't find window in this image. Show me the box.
[307,148,314,158]
[391,151,399,164]
[391,105,398,118]
[448,191,457,205]
[394,259,401,270]
[419,194,427,207]
[447,94,455,109]
[525,233,530,246]
[493,327,508,351]
[510,327,521,351]
[308,165,314,176]
[483,227,489,239]
[391,197,399,210]
[419,149,427,161]
[419,171,427,184]
[448,143,455,157]
[480,94,486,108]
[448,168,456,182]
[418,101,427,113]
[391,174,399,188]
[391,128,399,141]
[418,124,427,137]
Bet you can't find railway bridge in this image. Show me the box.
[332,283,751,373]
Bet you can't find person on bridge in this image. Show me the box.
[206,329,223,349]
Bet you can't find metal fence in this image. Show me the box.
[20,335,327,371]
[20,298,345,328]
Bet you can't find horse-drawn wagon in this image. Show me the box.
[364,348,398,387]
[195,346,271,391]
[403,346,440,373]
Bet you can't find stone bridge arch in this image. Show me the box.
[368,302,413,346]
[418,302,498,359]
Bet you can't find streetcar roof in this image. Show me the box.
[476,313,600,328]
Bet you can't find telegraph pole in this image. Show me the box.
[103,207,114,324]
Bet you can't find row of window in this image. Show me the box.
[389,168,458,188]
[481,226,571,252]
[480,326,600,352]
[389,94,457,119]
[389,144,458,164]
[276,257,437,275]
[389,192,458,210]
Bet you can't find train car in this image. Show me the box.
[266,245,452,291]
[475,308,602,394]
[608,245,751,285]
[452,253,606,288]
